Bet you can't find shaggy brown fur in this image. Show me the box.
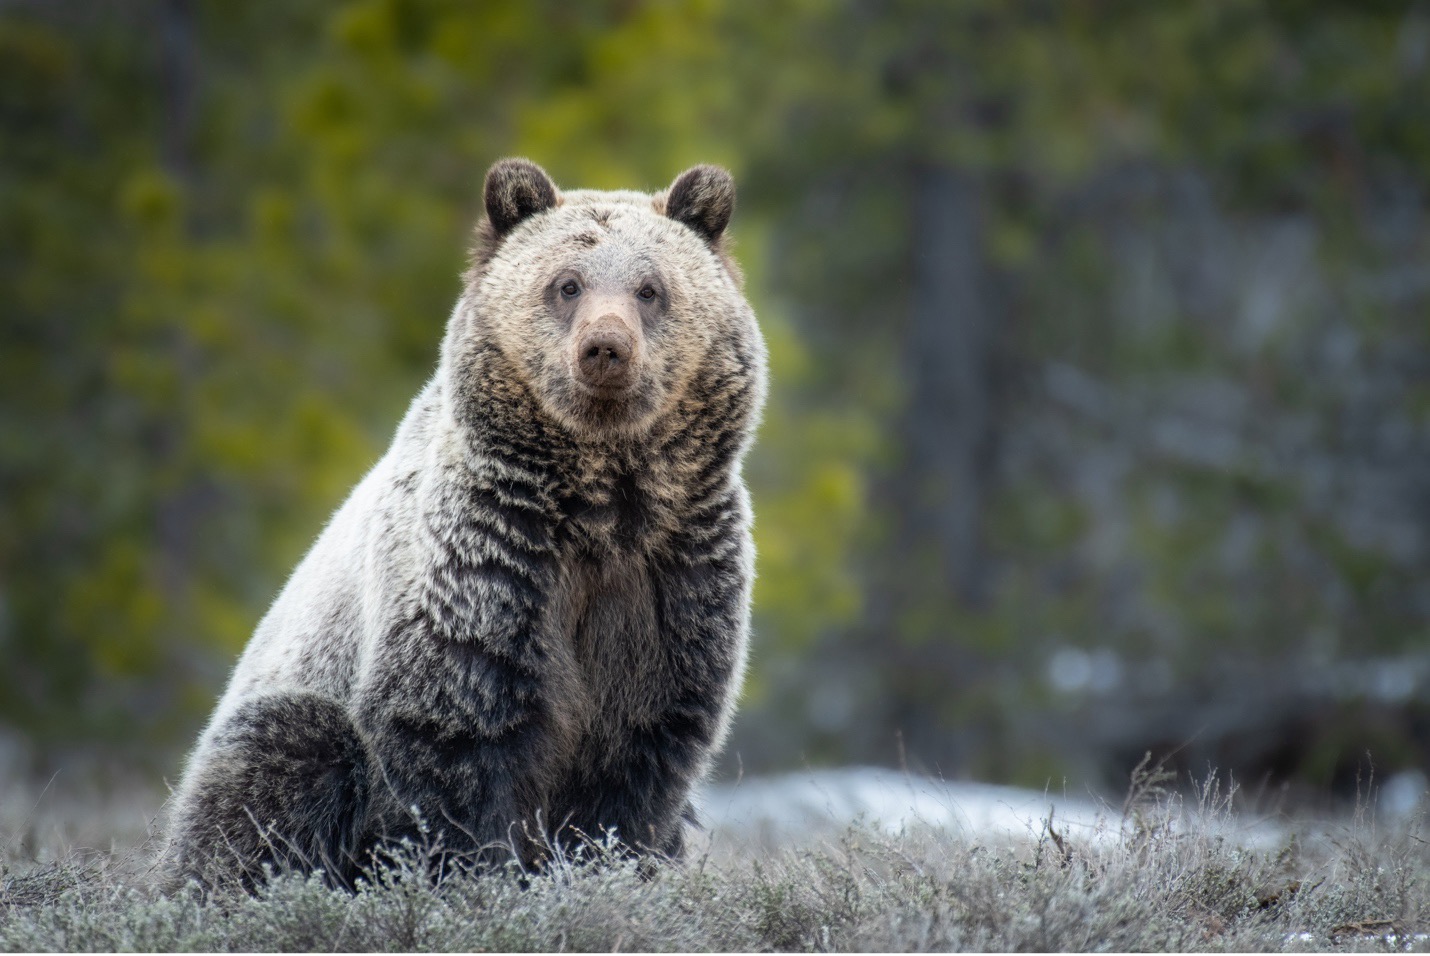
[164,159,767,890]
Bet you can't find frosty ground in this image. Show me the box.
[2,764,1427,951]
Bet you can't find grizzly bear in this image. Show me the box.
[163,159,767,890]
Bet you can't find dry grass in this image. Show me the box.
[2,767,1427,952]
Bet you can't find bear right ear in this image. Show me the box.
[483,158,559,239]
[664,165,735,244]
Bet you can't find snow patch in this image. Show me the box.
[697,766,1110,844]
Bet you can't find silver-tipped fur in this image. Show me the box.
[164,160,767,891]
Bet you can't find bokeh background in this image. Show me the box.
[3,0,1428,807]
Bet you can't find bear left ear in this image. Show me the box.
[664,165,735,243]
[484,158,559,239]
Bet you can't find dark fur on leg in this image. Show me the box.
[165,691,371,893]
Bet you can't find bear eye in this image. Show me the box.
[637,285,657,301]
[560,280,581,298]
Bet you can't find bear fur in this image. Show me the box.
[163,159,767,890]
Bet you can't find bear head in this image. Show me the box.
[443,159,761,442]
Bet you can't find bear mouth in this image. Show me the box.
[575,379,636,402]
[559,378,659,433]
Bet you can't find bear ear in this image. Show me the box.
[664,165,735,243]
[483,158,559,239]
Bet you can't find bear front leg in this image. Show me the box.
[354,631,561,870]
[355,468,568,871]
[556,495,752,859]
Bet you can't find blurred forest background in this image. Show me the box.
[2,0,1428,805]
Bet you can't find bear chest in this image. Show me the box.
[555,468,681,555]
[548,548,667,736]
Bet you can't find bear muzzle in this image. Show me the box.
[572,316,640,395]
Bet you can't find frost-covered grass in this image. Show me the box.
[2,769,1427,952]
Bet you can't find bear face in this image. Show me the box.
[447,161,751,440]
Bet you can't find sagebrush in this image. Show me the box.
[2,772,1427,952]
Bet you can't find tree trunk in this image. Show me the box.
[894,163,995,607]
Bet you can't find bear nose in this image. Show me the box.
[576,327,635,390]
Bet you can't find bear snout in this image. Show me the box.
[574,322,638,392]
